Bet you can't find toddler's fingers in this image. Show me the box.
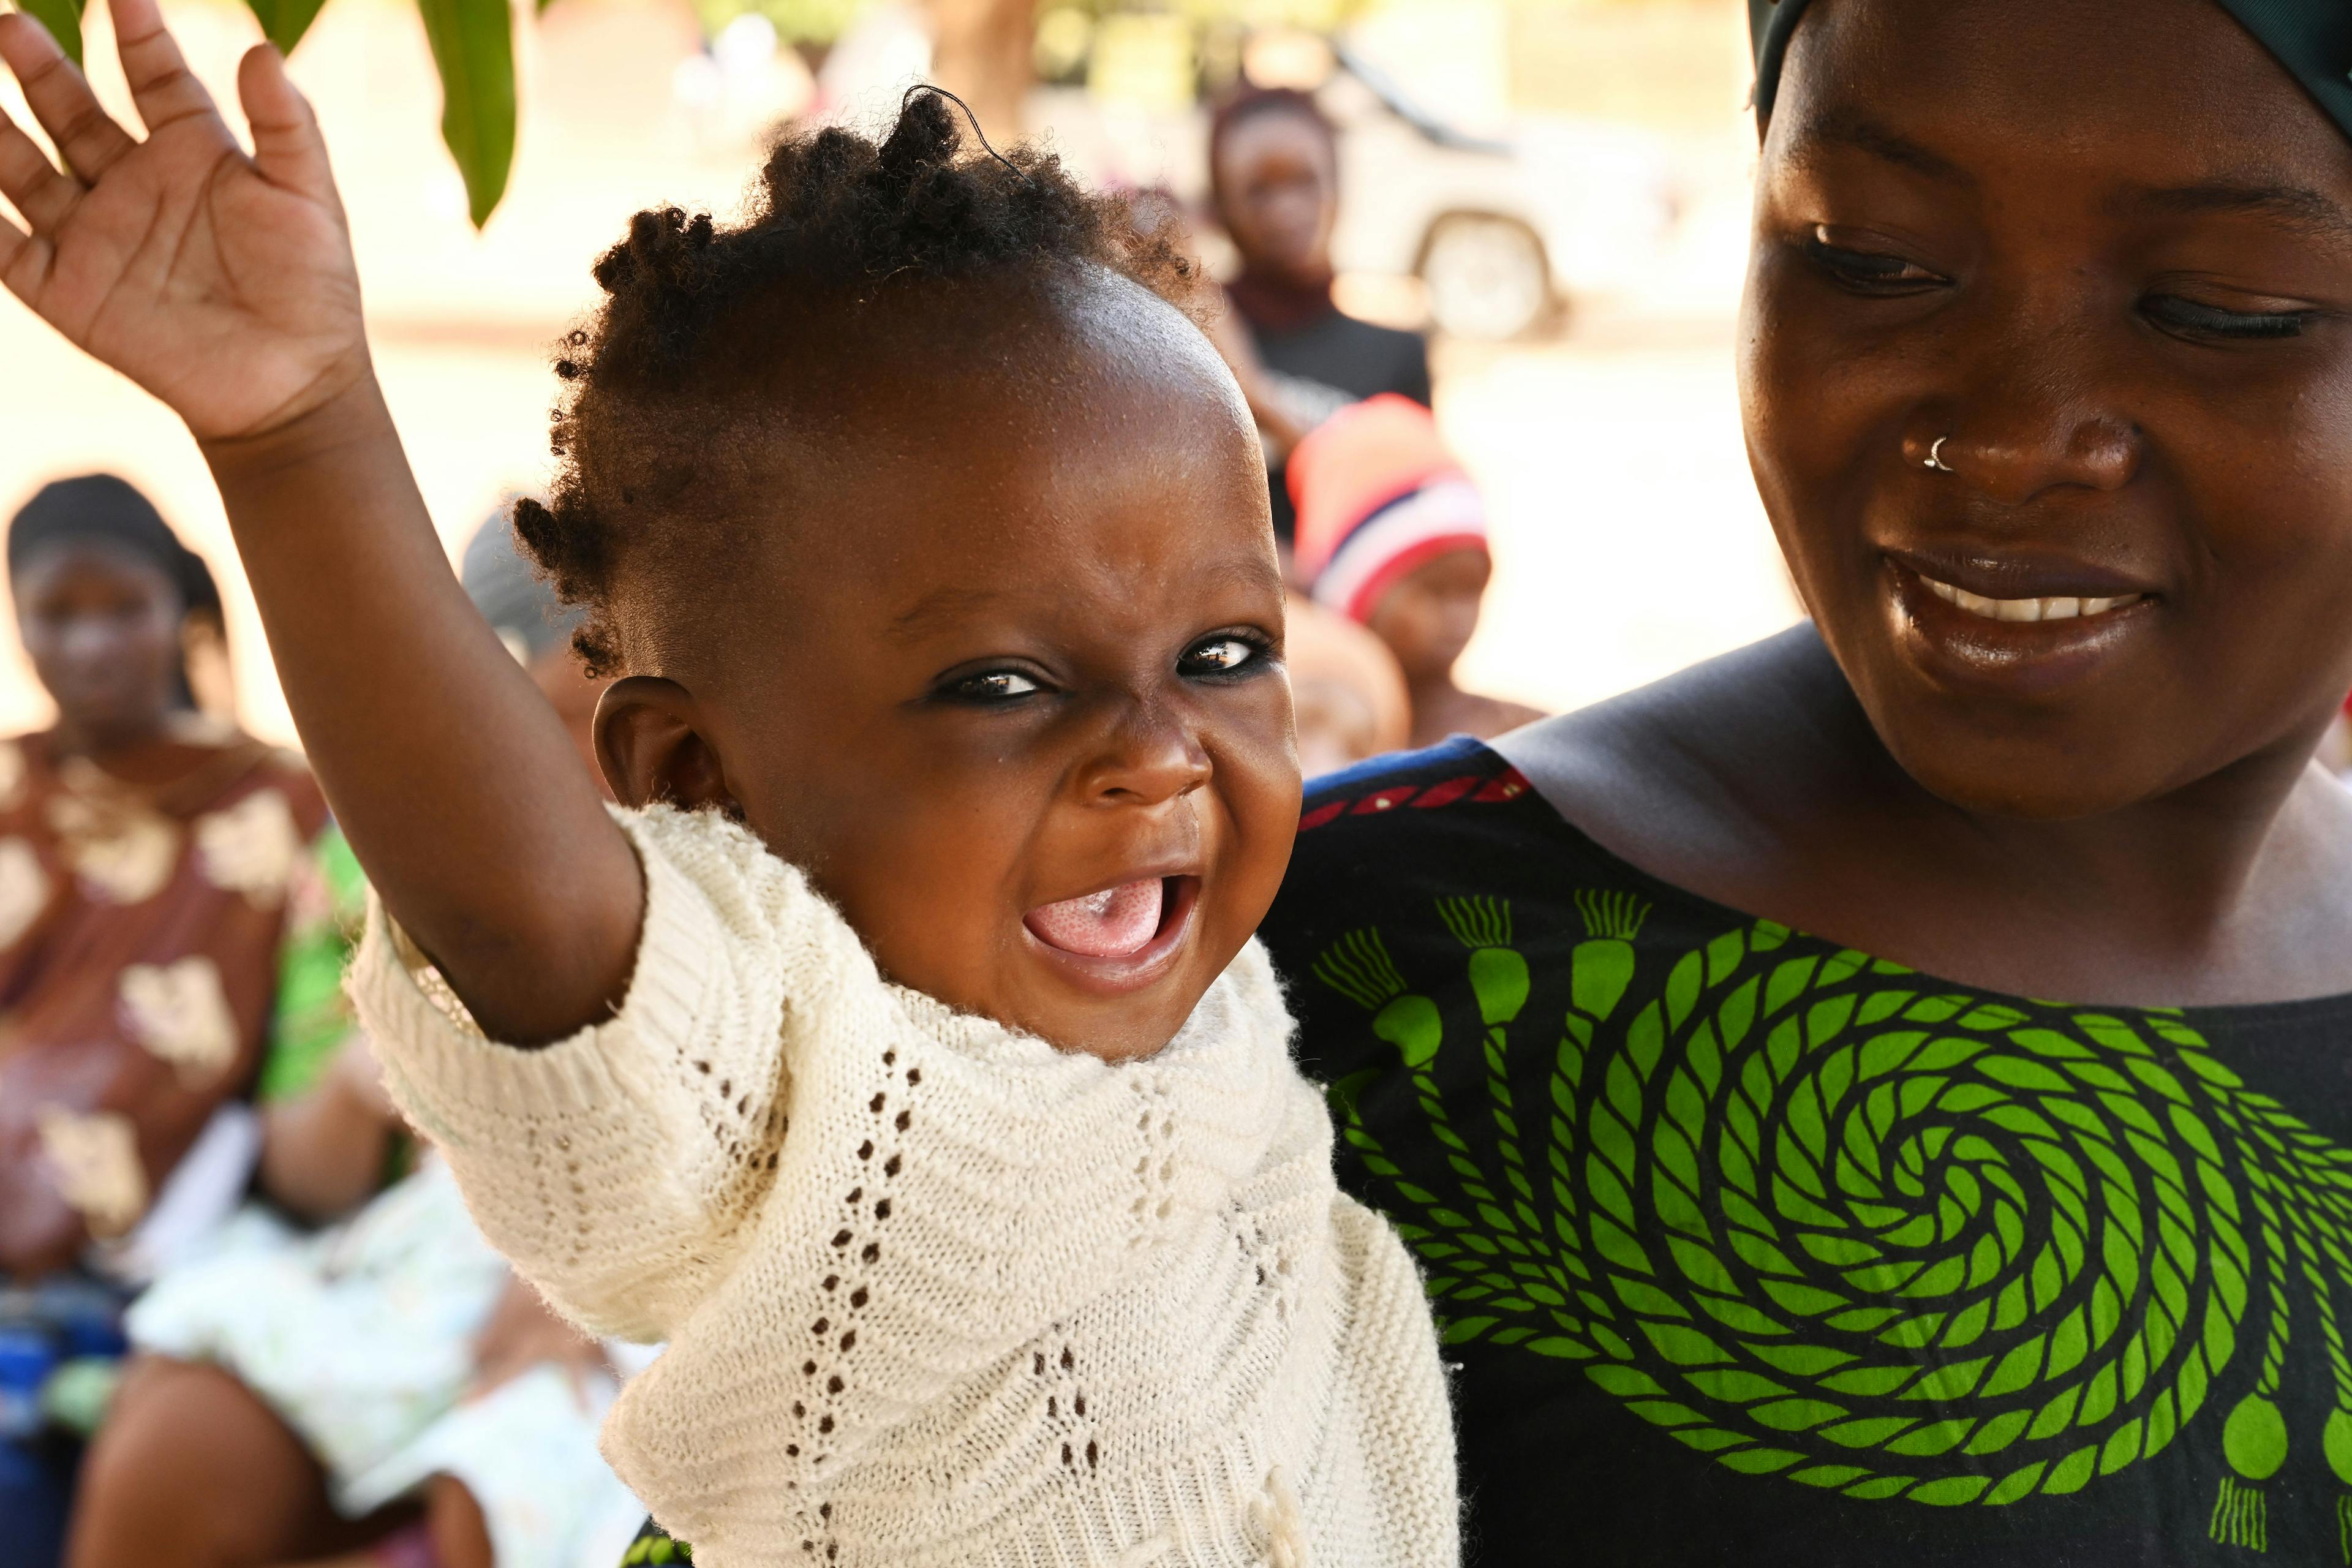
[0,13,137,184]
[109,0,224,137]
[235,43,335,213]
[0,100,83,234]
[0,203,52,306]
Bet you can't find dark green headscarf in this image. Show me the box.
[1748,0,2352,141]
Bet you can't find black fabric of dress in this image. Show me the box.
[1241,304,1432,546]
[1261,736,2352,1568]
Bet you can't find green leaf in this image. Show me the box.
[417,0,517,227]
[1905,1474,1991,1506]
[1749,1396,1846,1431]
[243,0,328,53]
[1441,1315,1498,1344]
[1717,1446,1803,1474]
[18,0,82,64]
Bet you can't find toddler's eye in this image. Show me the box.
[949,670,1041,702]
[1180,636,1265,677]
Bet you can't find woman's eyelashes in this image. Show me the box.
[1801,226,2316,341]
[1803,229,1945,294]
[2140,292,2311,342]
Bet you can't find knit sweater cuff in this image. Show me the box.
[350,812,722,1150]
[347,808,791,1338]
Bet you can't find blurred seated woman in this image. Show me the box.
[64,514,646,1568]
[0,475,329,1566]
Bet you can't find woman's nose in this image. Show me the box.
[1909,412,2139,507]
[1908,296,2143,507]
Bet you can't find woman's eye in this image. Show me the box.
[1804,230,1943,292]
[1180,636,1265,677]
[2142,293,2309,341]
[948,670,1042,702]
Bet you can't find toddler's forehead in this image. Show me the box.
[603,272,1259,671]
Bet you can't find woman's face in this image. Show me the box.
[1741,0,2352,820]
[1214,110,1338,284]
[13,543,184,751]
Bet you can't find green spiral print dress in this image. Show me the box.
[1259,737,2352,1567]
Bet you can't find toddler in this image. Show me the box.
[0,4,1460,1564]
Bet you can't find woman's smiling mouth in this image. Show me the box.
[1881,552,2165,693]
[1915,574,2145,622]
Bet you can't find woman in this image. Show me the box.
[1209,86,1432,548]
[67,515,646,1568]
[1259,1,2352,1562]
[0,475,330,1561]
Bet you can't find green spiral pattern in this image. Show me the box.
[1313,896,2352,1522]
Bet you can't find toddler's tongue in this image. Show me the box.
[1024,879,1164,959]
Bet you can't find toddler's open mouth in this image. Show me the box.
[1022,875,1200,992]
[1026,878,1165,957]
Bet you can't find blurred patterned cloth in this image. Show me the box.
[0,726,329,1279]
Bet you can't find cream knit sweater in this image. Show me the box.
[352,805,1460,1568]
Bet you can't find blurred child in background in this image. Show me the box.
[1283,596,1409,777]
[1291,394,1543,746]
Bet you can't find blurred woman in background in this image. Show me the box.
[0,474,329,1566]
[67,513,645,1568]
[1209,85,1431,549]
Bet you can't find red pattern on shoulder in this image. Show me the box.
[1298,764,1535,831]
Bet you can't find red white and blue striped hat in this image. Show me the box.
[1289,395,1488,625]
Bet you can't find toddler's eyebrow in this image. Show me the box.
[891,585,1001,642]
[889,556,1283,644]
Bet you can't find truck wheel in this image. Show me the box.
[1419,214,1552,341]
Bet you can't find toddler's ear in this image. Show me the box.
[594,676,742,815]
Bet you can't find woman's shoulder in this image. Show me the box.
[1263,629,1871,980]
[1271,734,1647,970]
[1488,625,1875,900]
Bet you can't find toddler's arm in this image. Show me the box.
[0,0,640,1044]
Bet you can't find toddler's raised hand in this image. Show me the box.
[4,0,639,1051]
[0,0,363,440]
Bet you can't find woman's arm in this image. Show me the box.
[258,1039,400,1223]
[0,0,639,1044]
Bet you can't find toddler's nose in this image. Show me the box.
[1079,706,1210,807]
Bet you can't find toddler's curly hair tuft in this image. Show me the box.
[512,88,1208,675]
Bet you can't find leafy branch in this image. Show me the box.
[23,0,518,225]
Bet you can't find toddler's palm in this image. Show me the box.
[0,0,363,440]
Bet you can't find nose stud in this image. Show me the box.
[1924,435,1955,473]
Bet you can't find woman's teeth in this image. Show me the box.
[1024,878,1165,960]
[1921,575,2143,623]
